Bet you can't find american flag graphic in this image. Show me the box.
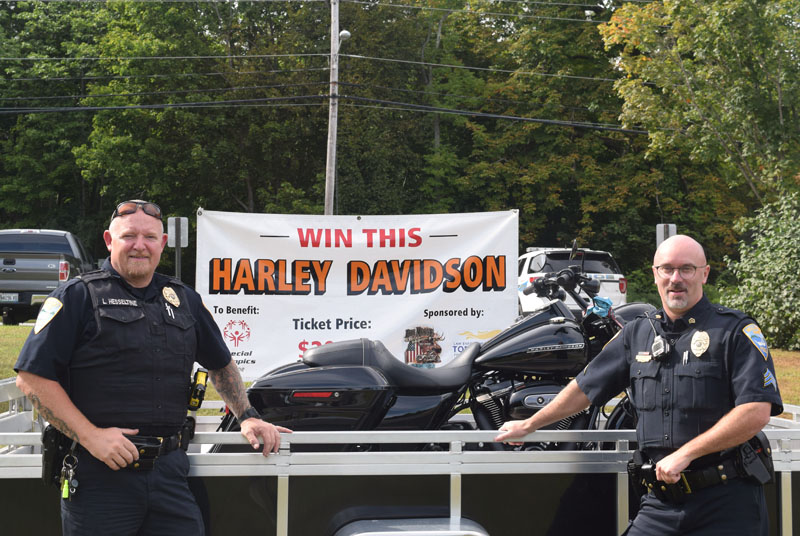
[405,340,419,364]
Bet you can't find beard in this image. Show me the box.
[665,284,689,310]
[120,255,155,282]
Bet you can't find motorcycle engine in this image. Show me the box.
[506,382,589,451]
[473,382,513,430]
[471,379,589,451]
[507,381,565,420]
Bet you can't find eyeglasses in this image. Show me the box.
[110,201,162,222]
[654,264,706,279]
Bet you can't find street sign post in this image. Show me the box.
[167,217,189,279]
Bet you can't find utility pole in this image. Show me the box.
[324,0,349,215]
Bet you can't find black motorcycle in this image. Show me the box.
[215,249,652,451]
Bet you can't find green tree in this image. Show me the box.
[0,1,107,252]
[599,0,800,203]
[720,192,800,349]
[0,0,761,281]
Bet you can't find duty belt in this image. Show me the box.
[125,433,185,471]
[628,450,742,504]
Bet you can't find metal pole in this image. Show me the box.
[175,218,182,280]
[323,0,340,215]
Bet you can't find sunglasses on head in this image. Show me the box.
[110,201,162,222]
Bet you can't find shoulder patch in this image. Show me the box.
[33,297,63,334]
[743,323,769,360]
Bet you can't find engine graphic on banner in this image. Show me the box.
[404,326,443,369]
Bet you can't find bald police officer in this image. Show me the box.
[15,200,290,535]
[495,235,782,535]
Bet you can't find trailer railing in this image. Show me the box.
[2,377,799,536]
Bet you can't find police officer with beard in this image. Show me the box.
[15,200,291,535]
[495,235,782,535]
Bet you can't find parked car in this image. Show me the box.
[517,246,627,316]
[0,229,96,325]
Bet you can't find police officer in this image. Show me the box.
[495,234,782,535]
[15,200,291,535]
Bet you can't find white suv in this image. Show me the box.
[518,247,627,316]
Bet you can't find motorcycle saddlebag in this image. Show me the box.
[247,365,394,432]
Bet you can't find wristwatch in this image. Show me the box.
[238,407,261,425]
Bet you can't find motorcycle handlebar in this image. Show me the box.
[525,267,599,312]
[522,282,539,296]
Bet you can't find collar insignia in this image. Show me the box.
[691,331,710,357]
[162,286,181,308]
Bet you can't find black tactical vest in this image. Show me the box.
[69,270,197,436]
[626,303,746,449]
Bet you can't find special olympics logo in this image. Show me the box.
[223,320,251,347]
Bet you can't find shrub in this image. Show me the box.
[720,194,800,350]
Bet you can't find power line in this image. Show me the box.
[340,96,647,134]
[0,90,648,135]
[343,54,619,83]
[475,1,608,7]
[0,82,329,101]
[481,0,651,6]
[0,94,327,114]
[1,79,618,119]
[0,53,328,62]
[340,81,609,115]
[341,0,605,22]
[1,67,329,83]
[2,54,620,85]
[0,0,652,3]
[0,0,326,2]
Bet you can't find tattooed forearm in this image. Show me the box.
[209,361,250,416]
[28,393,79,442]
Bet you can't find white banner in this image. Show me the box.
[196,210,518,380]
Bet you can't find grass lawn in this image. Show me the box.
[772,349,800,410]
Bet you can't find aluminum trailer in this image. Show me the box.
[2,377,799,535]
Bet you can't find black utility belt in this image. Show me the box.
[629,454,741,503]
[124,433,184,471]
[42,417,196,484]
[628,433,774,504]
[124,417,196,470]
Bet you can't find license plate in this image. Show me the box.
[0,292,18,303]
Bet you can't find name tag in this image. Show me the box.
[101,298,139,306]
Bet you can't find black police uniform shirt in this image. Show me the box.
[14,259,231,436]
[576,295,783,451]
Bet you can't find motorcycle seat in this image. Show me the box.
[304,338,481,393]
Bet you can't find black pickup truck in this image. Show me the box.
[0,229,96,325]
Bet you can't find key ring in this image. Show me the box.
[63,454,78,470]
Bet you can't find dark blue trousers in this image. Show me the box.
[624,478,768,536]
[61,448,204,536]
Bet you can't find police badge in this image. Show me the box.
[162,286,181,307]
[691,330,709,357]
